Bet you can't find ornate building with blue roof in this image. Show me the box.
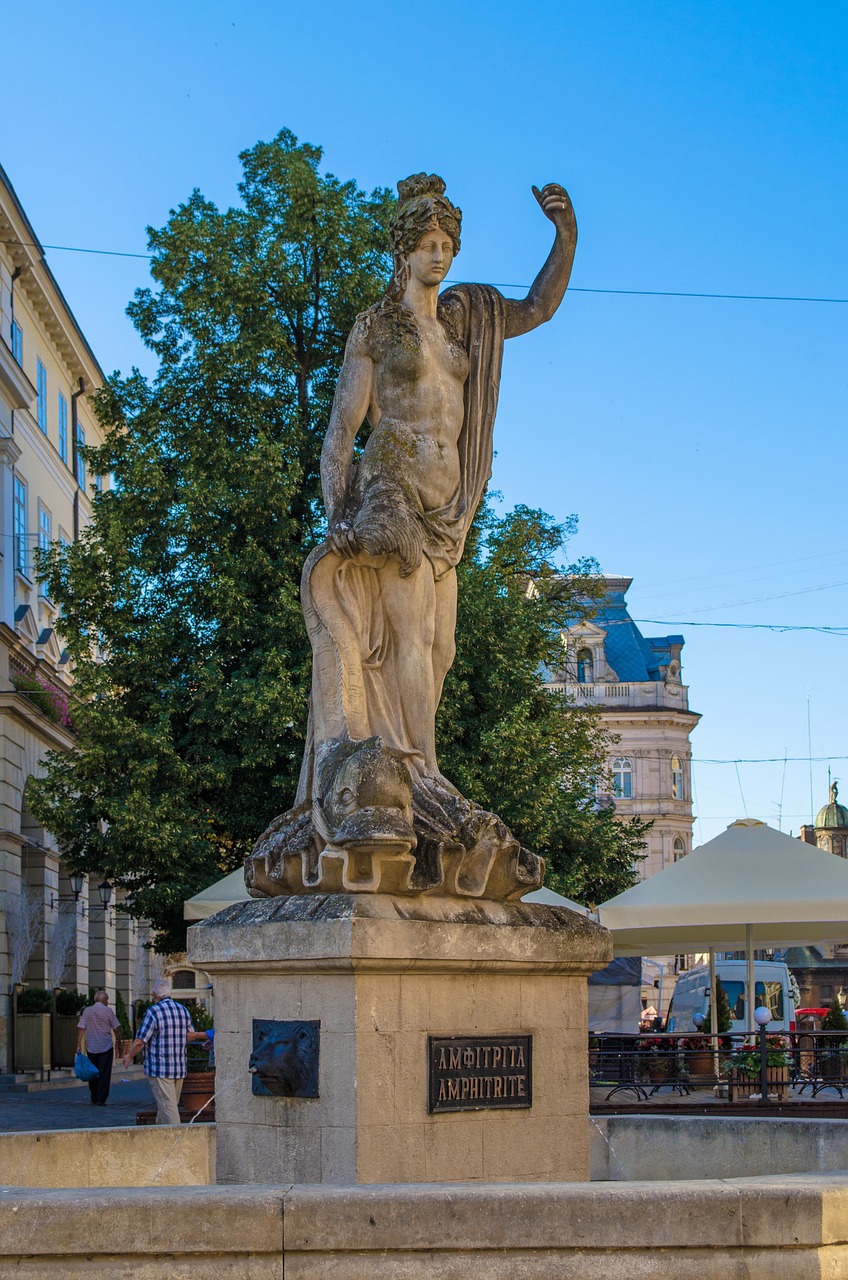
[548,575,701,881]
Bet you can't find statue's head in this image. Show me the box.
[387,173,461,298]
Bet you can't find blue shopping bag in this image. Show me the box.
[74,1051,99,1082]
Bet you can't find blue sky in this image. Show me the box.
[6,1,847,843]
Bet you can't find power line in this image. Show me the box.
[3,238,152,261]
[460,278,848,304]
[626,618,848,635]
[694,755,848,765]
[595,753,848,765]
[3,239,847,304]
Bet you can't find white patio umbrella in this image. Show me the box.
[184,867,250,921]
[184,870,590,920]
[599,818,848,1034]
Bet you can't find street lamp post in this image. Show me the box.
[754,1005,771,1107]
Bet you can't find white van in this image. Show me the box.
[665,960,796,1035]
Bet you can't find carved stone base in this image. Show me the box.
[188,894,612,1185]
[245,736,544,901]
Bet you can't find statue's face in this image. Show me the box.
[407,229,454,286]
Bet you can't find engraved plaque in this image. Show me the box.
[428,1034,532,1113]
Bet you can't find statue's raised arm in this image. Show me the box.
[504,183,578,339]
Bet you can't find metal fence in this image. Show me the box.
[589,1031,848,1102]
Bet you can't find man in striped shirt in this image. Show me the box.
[123,980,210,1124]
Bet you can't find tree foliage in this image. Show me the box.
[438,501,649,907]
[701,976,733,1035]
[822,995,848,1042]
[31,129,647,950]
[31,131,394,950]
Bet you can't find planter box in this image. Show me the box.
[14,1014,51,1072]
[685,1050,718,1078]
[728,1066,789,1102]
[181,1071,216,1118]
[52,1015,79,1068]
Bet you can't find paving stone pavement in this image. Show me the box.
[0,1077,156,1131]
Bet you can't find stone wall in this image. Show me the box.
[1,1176,848,1278]
[0,1123,214,1188]
[591,1113,848,1182]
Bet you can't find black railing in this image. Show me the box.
[589,1030,848,1103]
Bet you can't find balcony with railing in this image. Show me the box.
[546,680,690,711]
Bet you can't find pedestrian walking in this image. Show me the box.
[122,980,210,1124]
[76,991,121,1106]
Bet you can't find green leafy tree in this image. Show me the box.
[114,990,133,1040]
[31,130,394,952]
[437,500,650,905]
[31,130,646,949]
[822,995,848,1044]
[701,977,733,1035]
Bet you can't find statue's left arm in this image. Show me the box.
[504,183,577,339]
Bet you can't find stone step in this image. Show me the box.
[0,1064,145,1092]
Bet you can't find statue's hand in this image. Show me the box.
[328,519,358,558]
[531,183,576,233]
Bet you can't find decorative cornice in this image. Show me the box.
[0,433,22,465]
[0,691,75,748]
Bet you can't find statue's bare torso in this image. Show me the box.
[361,315,470,510]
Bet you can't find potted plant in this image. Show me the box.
[637,1036,673,1084]
[180,1000,215,1117]
[53,989,88,1068]
[679,1035,713,1078]
[818,996,848,1085]
[14,986,53,1072]
[114,990,135,1059]
[682,977,734,1080]
[724,1035,791,1102]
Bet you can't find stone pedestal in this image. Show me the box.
[188,894,610,1185]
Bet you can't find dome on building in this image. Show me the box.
[816,782,848,830]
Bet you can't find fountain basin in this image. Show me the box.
[1,1175,848,1277]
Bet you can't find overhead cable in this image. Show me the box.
[3,238,847,303]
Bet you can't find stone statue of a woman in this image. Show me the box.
[247,173,577,901]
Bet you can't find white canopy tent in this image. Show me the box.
[184,867,249,921]
[184,872,592,920]
[599,818,848,1034]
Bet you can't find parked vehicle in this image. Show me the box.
[665,960,796,1034]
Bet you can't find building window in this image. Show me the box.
[76,423,86,489]
[38,507,52,553]
[673,836,686,861]
[94,473,102,495]
[11,318,23,365]
[577,647,594,683]
[13,477,28,576]
[612,756,633,799]
[36,359,48,434]
[671,756,683,800]
[58,393,69,464]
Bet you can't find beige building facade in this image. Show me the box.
[0,164,150,1073]
[549,575,701,1013]
[550,576,701,880]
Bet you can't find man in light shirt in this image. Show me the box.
[122,980,210,1124]
[77,991,121,1106]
